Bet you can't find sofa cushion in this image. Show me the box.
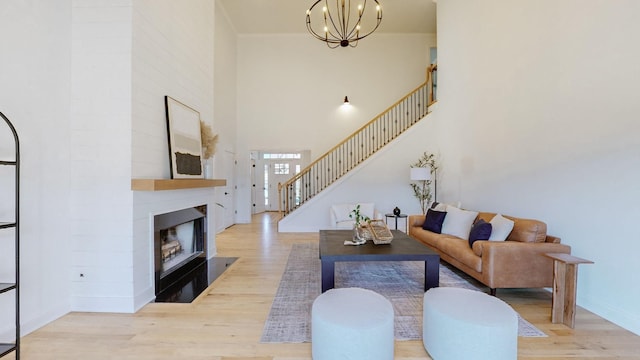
[422,208,447,233]
[469,219,492,247]
[441,205,479,240]
[489,214,514,241]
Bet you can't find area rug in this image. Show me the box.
[260,243,546,343]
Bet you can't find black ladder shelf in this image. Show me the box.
[0,111,20,359]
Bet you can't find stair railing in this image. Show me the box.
[279,67,437,217]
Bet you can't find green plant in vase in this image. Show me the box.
[349,205,370,244]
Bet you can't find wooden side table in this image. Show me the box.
[544,253,594,328]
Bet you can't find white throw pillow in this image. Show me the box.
[489,214,515,241]
[440,205,479,240]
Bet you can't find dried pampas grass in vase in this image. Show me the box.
[200,121,218,179]
[200,120,218,160]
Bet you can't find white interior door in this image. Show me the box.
[251,159,265,214]
[221,150,235,229]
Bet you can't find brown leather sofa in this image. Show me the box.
[408,212,571,295]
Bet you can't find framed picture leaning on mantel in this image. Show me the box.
[165,96,204,179]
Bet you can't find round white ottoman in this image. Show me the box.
[423,287,518,360]
[312,287,394,360]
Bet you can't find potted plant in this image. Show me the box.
[349,205,371,244]
[410,152,438,214]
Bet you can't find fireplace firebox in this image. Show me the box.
[154,205,207,296]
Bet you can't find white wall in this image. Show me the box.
[131,0,216,310]
[236,33,436,222]
[214,1,238,162]
[0,0,72,335]
[69,0,134,313]
[213,1,238,232]
[132,0,215,179]
[433,0,640,335]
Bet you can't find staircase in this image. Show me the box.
[279,66,437,217]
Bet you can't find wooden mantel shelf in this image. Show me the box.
[131,178,226,191]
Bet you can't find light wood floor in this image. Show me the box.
[15,212,640,359]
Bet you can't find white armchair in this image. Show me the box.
[330,203,381,229]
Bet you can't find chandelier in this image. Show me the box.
[306,0,383,48]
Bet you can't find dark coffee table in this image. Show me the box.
[319,229,440,292]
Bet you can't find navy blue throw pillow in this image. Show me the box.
[468,219,492,247]
[422,209,447,234]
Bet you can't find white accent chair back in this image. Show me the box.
[330,203,379,229]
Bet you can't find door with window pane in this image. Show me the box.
[266,161,301,211]
[260,153,302,211]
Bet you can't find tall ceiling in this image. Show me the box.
[218,0,437,34]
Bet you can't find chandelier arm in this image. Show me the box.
[327,41,340,49]
[346,0,382,42]
[325,0,344,40]
[324,23,342,43]
[343,0,351,40]
[306,24,338,43]
[344,1,364,40]
[366,0,383,38]
[306,7,341,44]
[306,1,329,41]
[306,17,327,41]
[326,11,344,42]
[306,0,340,43]
[347,10,382,41]
[351,0,367,39]
[307,25,340,44]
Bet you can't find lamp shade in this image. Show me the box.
[410,167,431,181]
